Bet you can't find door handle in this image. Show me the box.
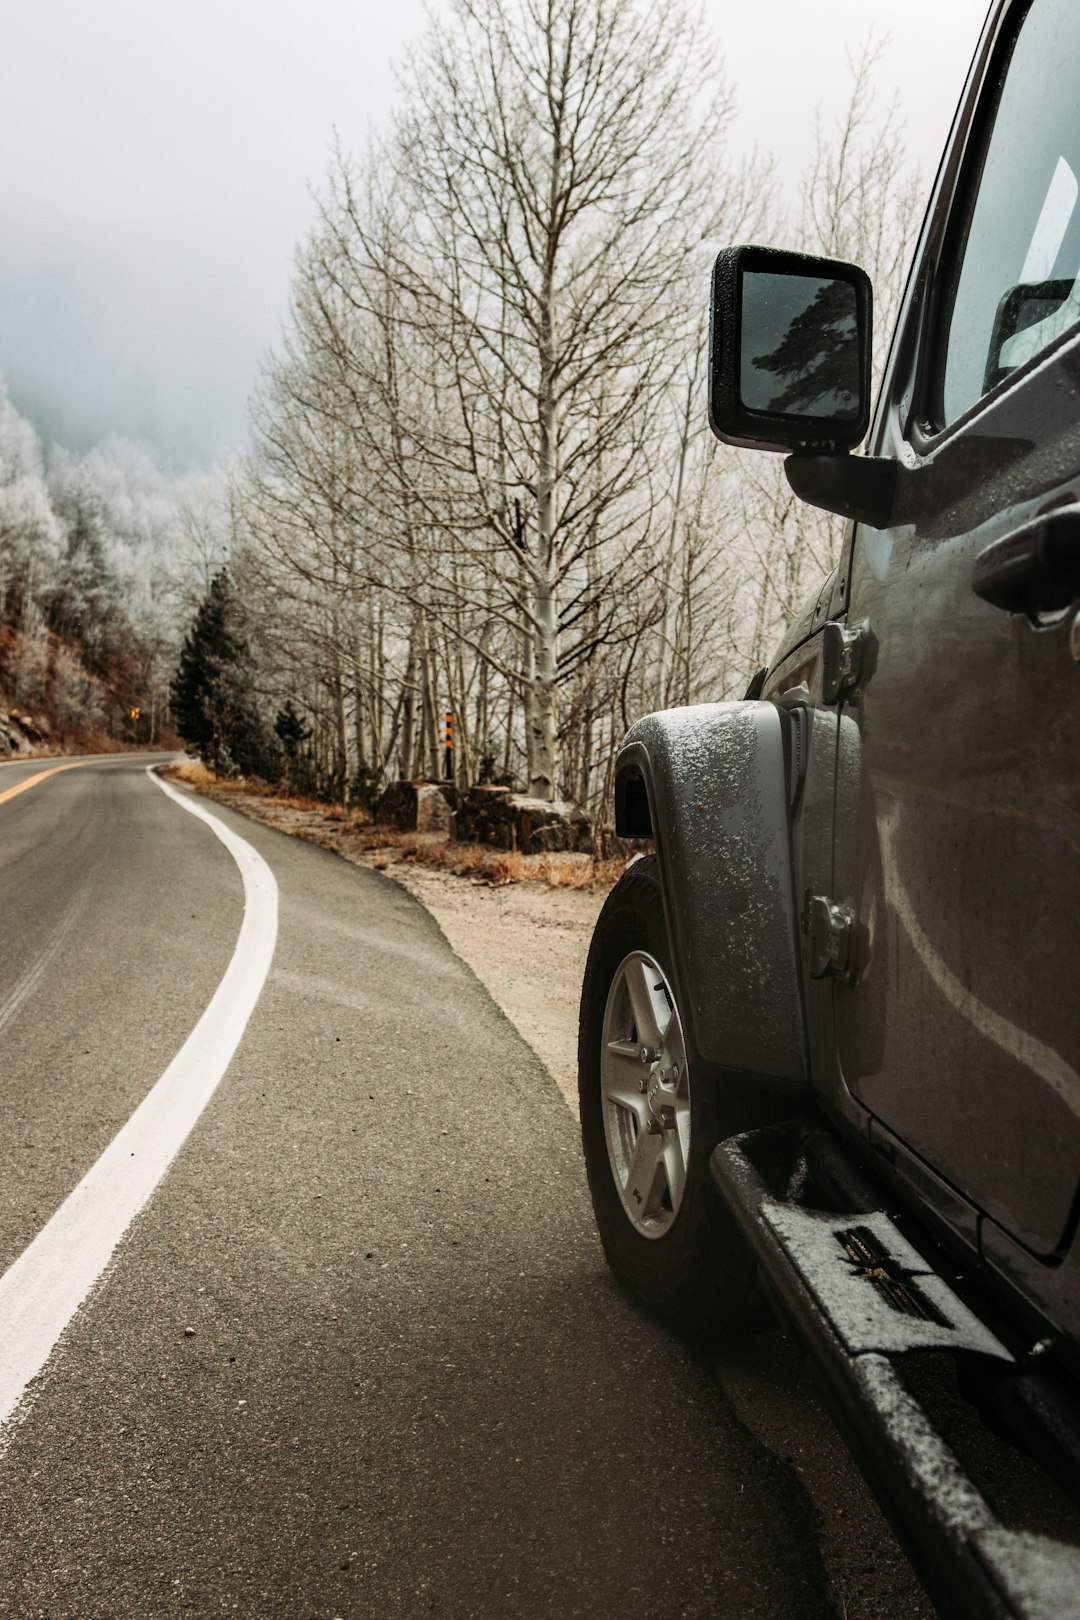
[972,503,1080,614]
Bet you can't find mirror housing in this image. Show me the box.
[708,245,873,453]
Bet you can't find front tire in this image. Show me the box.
[578,856,770,1342]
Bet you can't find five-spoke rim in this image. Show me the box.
[600,950,690,1239]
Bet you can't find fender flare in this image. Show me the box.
[614,701,808,1091]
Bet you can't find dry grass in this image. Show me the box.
[164,760,627,893]
[163,759,216,791]
[163,759,365,814]
[397,833,624,891]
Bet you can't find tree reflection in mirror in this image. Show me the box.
[740,272,860,420]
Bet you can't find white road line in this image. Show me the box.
[0,769,278,1443]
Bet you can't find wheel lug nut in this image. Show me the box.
[639,1045,659,1065]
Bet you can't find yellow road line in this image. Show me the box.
[0,760,95,806]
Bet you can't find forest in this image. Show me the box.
[0,383,229,753]
[0,0,920,811]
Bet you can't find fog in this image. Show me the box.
[0,0,989,472]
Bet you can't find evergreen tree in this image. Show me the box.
[273,698,311,757]
[170,569,278,778]
[274,699,314,793]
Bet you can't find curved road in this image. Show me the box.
[0,755,913,1618]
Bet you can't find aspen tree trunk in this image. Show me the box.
[420,631,440,778]
[502,679,516,781]
[529,259,559,799]
[401,631,418,778]
[333,666,349,801]
[578,507,602,806]
[373,597,385,767]
[352,649,367,770]
[521,623,536,789]
[579,706,593,808]
[679,537,694,706]
[455,663,467,785]
[328,588,349,800]
[654,375,694,711]
[477,651,489,777]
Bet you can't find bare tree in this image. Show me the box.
[318,0,765,799]
[234,22,921,821]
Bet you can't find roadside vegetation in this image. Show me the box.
[164,757,627,891]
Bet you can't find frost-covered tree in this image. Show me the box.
[316,0,765,799]
[0,383,62,632]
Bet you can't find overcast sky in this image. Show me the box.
[0,0,991,472]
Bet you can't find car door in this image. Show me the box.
[832,0,1080,1260]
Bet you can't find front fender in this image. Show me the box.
[614,701,808,1090]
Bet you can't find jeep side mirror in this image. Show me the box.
[708,245,873,454]
[708,245,895,529]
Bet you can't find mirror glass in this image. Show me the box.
[739,271,860,421]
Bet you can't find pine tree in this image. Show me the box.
[170,569,278,778]
[274,699,314,792]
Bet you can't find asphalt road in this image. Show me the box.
[0,755,922,1619]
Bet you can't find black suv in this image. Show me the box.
[578,2,1080,1614]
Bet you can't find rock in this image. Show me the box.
[9,711,45,742]
[373,779,418,828]
[374,778,455,832]
[375,776,596,851]
[530,822,573,854]
[453,785,594,854]
[416,784,454,835]
[451,785,515,848]
[0,715,31,756]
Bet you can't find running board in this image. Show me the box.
[712,1128,1080,1620]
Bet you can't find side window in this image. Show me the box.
[936,0,1080,428]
